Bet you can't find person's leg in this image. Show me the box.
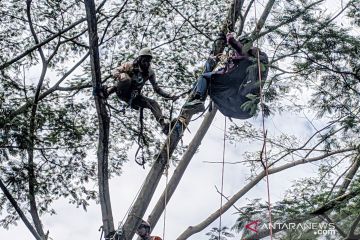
[132,95,165,122]
[193,75,208,100]
[183,57,218,114]
[132,95,173,134]
[192,57,217,99]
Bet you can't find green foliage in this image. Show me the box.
[206,226,235,240]
[1,0,360,238]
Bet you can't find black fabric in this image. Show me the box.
[208,54,268,119]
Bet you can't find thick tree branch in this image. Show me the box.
[237,0,255,35]
[311,186,360,215]
[337,155,360,196]
[249,0,276,41]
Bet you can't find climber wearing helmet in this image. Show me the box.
[105,47,178,134]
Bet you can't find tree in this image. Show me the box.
[0,0,359,239]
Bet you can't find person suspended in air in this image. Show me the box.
[136,220,162,240]
[105,47,178,134]
[183,32,269,119]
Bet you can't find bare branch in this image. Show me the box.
[163,0,213,40]
[176,148,355,239]
[319,214,347,237]
[0,177,43,240]
[0,0,107,70]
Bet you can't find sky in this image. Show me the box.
[0,0,352,239]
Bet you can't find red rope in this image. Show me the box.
[254,1,273,239]
[218,117,227,239]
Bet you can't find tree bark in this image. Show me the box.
[84,0,114,237]
[338,156,360,196]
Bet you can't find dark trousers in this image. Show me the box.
[115,79,164,122]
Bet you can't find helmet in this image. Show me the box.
[137,220,151,231]
[138,47,153,58]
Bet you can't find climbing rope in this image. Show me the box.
[254,1,273,239]
[162,165,169,240]
[218,117,227,239]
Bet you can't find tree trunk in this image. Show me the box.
[84,0,114,237]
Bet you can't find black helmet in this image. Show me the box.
[137,220,151,231]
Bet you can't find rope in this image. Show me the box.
[118,179,147,236]
[218,117,226,239]
[162,166,169,240]
[254,1,273,239]
[135,107,148,168]
[161,97,173,240]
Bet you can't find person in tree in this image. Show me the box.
[105,47,178,133]
[136,220,162,240]
[183,32,268,119]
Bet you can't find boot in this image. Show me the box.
[183,99,205,114]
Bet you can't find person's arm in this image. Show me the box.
[149,71,175,99]
[226,33,244,55]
